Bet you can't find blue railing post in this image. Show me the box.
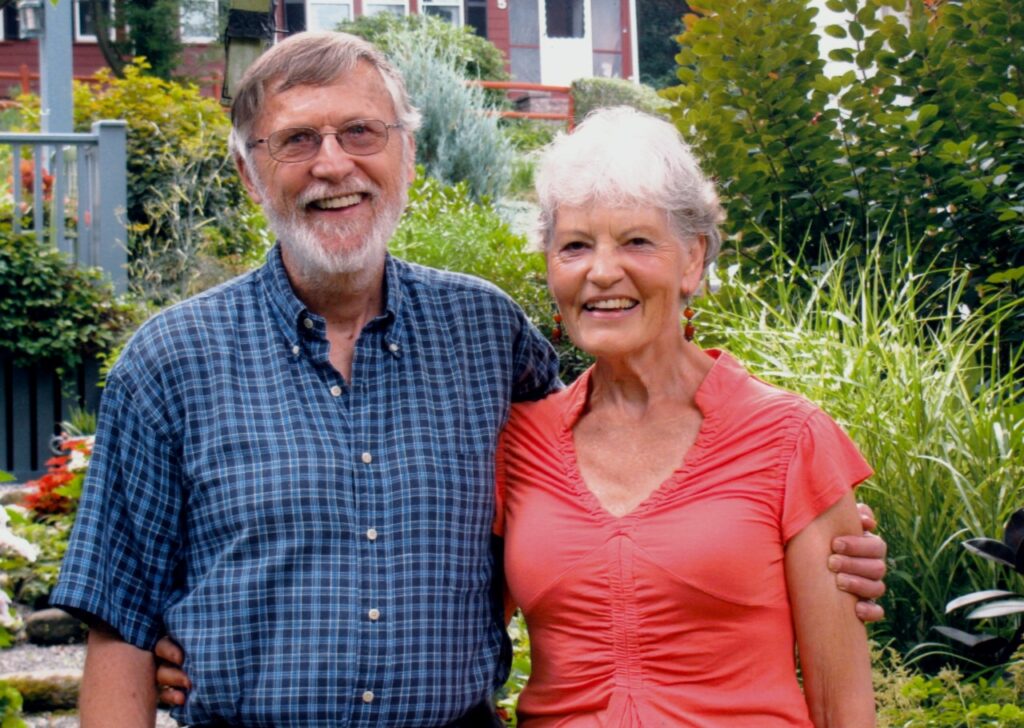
[93,120,128,294]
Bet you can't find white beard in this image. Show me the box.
[256,177,407,282]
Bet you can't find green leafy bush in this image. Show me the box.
[0,227,137,369]
[571,77,671,123]
[663,0,1024,339]
[874,645,1024,727]
[701,231,1024,654]
[0,680,26,728]
[387,33,514,200]
[18,61,264,302]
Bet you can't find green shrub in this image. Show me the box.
[663,0,1024,340]
[0,227,137,369]
[571,77,671,123]
[701,231,1024,654]
[0,680,26,728]
[387,33,514,200]
[875,645,1024,727]
[18,61,264,302]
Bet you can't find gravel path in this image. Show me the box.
[1,643,85,674]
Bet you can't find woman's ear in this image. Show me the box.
[680,233,707,298]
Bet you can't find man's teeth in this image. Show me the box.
[584,298,637,311]
[312,194,362,210]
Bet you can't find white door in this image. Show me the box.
[539,0,592,86]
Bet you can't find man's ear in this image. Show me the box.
[235,153,263,204]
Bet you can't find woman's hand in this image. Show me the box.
[831,502,887,622]
[154,636,190,707]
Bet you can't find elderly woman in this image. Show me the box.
[494,107,876,726]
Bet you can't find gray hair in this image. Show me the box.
[228,31,422,162]
[534,106,725,269]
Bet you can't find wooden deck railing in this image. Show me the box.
[472,80,575,130]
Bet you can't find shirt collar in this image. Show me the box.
[255,244,404,352]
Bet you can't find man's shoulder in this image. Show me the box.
[111,268,261,377]
[392,257,514,306]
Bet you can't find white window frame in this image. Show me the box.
[306,0,353,31]
[74,0,115,43]
[181,0,220,43]
[362,2,409,17]
[421,0,462,27]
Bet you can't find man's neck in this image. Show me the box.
[283,253,387,380]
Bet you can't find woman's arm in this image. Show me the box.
[786,491,876,728]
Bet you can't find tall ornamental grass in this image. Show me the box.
[701,233,1024,654]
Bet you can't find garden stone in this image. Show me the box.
[25,609,87,646]
[0,484,29,506]
[1,670,79,712]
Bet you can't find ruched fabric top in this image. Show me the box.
[495,350,873,727]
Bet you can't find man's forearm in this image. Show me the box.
[80,625,158,728]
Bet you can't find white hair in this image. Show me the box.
[534,106,725,268]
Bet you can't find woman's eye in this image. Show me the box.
[560,241,588,253]
[627,237,652,247]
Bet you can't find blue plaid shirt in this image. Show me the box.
[51,246,559,727]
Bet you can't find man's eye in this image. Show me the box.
[344,124,371,138]
[282,130,317,146]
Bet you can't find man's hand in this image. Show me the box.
[154,636,190,707]
[830,502,887,623]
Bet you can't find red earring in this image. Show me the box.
[683,306,696,342]
[551,312,563,343]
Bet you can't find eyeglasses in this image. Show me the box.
[246,119,402,163]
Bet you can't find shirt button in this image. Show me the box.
[291,345,300,356]
[388,342,400,353]
[330,385,342,397]
[368,608,380,621]
[361,451,373,464]
[366,528,378,541]
[362,690,375,704]
[303,318,314,329]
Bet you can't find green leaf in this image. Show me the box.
[824,24,848,39]
[0,471,13,483]
[848,21,864,41]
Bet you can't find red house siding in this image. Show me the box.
[487,0,510,72]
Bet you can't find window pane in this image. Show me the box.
[182,0,218,40]
[545,0,584,38]
[590,0,620,51]
[309,2,351,30]
[365,4,405,16]
[510,0,538,45]
[424,5,460,25]
[285,0,306,33]
[77,0,111,38]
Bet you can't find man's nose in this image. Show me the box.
[309,133,357,178]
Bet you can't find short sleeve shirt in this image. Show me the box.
[496,350,872,726]
[51,246,560,727]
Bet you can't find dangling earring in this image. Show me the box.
[551,311,564,343]
[682,304,696,342]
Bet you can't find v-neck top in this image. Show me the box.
[495,350,873,727]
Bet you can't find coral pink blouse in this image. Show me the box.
[495,351,872,727]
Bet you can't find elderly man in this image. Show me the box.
[51,31,886,728]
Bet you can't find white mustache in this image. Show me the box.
[297,183,378,207]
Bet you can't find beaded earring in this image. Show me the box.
[551,312,564,343]
[682,305,696,342]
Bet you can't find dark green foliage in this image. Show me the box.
[663,0,1024,345]
[637,0,690,89]
[571,77,670,123]
[340,12,509,83]
[0,228,137,369]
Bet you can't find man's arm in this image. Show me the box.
[833,502,888,623]
[81,624,158,728]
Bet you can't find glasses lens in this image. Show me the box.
[339,120,388,155]
[268,128,322,162]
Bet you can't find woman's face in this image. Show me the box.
[546,204,706,361]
